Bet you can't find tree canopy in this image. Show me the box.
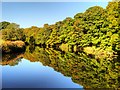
[1,1,120,55]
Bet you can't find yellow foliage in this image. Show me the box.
[83,46,95,54]
[59,43,69,52]
[74,45,77,52]
[84,46,114,60]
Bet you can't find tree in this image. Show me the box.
[0,21,10,30]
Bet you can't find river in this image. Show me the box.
[1,46,120,89]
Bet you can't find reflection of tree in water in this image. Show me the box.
[1,53,23,66]
[1,46,120,88]
[28,45,35,53]
[23,46,120,89]
[23,46,50,64]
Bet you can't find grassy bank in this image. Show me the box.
[1,40,26,53]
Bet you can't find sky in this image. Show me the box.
[2,2,109,28]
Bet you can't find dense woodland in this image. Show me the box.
[0,1,120,57]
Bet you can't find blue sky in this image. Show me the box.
[2,2,109,28]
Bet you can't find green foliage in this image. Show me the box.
[14,46,120,88]
[1,1,120,89]
[83,6,105,21]
[24,26,39,44]
[0,21,10,30]
[1,1,120,56]
[1,22,25,41]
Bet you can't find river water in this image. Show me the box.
[2,58,83,88]
[1,46,120,89]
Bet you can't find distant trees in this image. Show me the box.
[0,21,10,30]
[23,26,39,44]
[1,22,25,41]
[1,1,120,54]
[24,24,53,45]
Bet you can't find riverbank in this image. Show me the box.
[1,40,26,53]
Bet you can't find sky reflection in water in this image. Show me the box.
[2,58,83,88]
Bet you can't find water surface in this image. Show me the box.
[1,46,120,89]
[2,58,82,88]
